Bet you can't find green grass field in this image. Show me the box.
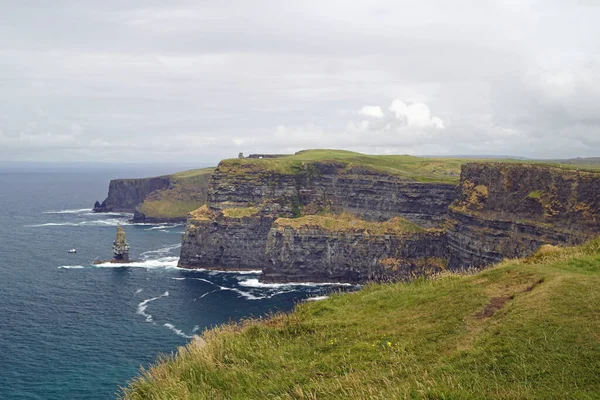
[120,238,600,400]
[138,168,214,219]
[218,150,600,184]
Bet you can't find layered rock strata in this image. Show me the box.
[208,161,457,227]
[448,163,600,268]
[179,206,275,270]
[264,217,448,283]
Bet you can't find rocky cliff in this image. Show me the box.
[448,163,600,268]
[264,215,448,283]
[179,206,275,270]
[94,168,214,222]
[208,160,457,226]
[178,155,459,278]
[93,176,172,213]
[177,153,600,283]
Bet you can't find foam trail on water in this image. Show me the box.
[163,323,193,339]
[217,286,293,300]
[195,290,217,301]
[305,296,329,302]
[93,256,181,269]
[137,291,169,323]
[145,224,182,231]
[140,244,181,258]
[209,269,263,275]
[57,265,85,269]
[43,208,91,214]
[135,289,143,294]
[239,278,354,288]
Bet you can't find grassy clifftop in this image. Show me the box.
[218,150,467,183]
[121,238,600,399]
[138,167,214,219]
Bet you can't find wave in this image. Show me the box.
[140,244,181,258]
[27,218,129,228]
[27,218,168,228]
[93,256,181,269]
[209,269,263,275]
[195,291,216,300]
[135,289,143,294]
[238,278,354,288]
[145,224,182,231]
[42,208,91,214]
[305,296,329,302]
[57,265,85,269]
[163,323,193,339]
[137,291,169,323]
[217,285,293,300]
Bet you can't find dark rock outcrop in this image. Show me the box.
[264,224,448,283]
[448,163,600,268]
[179,207,274,270]
[93,176,172,213]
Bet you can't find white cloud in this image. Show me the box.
[358,106,384,118]
[388,100,445,129]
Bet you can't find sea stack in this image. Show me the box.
[112,226,130,262]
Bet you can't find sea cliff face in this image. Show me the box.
[178,157,600,283]
[447,163,600,268]
[179,206,274,270]
[178,159,458,279]
[94,176,172,212]
[208,161,457,226]
[264,220,448,283]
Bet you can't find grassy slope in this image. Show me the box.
[138,168,215,219]
[121,239,600,400]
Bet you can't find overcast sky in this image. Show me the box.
[1,0,599,163]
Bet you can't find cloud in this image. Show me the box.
[358,106,384,118]
[0,1,599,162]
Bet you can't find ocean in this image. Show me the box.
[0,167,350,399]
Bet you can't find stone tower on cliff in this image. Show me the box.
[112,226,130,261]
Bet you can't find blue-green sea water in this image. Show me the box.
[0,167,349,399]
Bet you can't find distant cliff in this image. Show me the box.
[93,176,172,212]
[94,168,214,222]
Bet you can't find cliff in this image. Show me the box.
[178,150,463,278]
[264,214,448,283]
[94,168,214,222]
[179,206,274,270]
[93,175,171,212]
[448,163,600,268]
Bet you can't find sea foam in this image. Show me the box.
[137,291,169,323]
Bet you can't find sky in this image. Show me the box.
[1,0,599,163]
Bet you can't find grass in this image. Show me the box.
[216,149,600,184]
[139,168,214,219]
[274,212,426,235]
[219,149,467,183]
[222,207,260,218]
[120,238,600,400]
